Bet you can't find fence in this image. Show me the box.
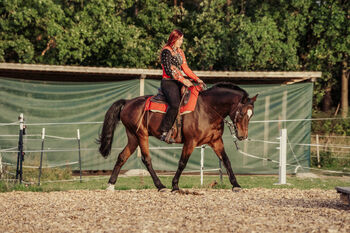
[1,113,350,186]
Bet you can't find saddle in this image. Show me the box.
[144,85,200,115]
[150,86,189,106]
[144,85,201,143]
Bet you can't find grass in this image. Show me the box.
[1,173,349,192]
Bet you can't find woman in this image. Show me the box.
[159,29,205,143]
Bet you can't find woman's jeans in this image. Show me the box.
[159,79,183,132]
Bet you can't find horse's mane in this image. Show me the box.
[203,82,249,101]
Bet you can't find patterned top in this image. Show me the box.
[161,46,199,84]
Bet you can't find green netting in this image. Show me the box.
[0,77,312,174]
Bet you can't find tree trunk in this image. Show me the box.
[226,0,231,23]
[240,0,246,15]
[322,87,332,112]
[134,0,139,16]
[174,0,177,22]
[341,60,348,118]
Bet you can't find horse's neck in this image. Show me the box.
[199,93,234,118]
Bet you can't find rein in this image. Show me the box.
[224,119,240,150]
[205,101,243,150]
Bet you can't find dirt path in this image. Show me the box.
[0,188,349,232]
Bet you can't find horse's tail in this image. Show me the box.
[98,99,126,158]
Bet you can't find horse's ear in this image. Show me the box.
[250,94,258,103]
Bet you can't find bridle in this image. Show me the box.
[225,102,245,150]
[207,99,248,150]
[230,101,246,124]
[200,85,253,150]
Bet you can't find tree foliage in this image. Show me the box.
[306,0,350,107]
[0,0,349,108]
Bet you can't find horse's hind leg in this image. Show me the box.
[138,136,166,190]
[209,138,241,189]
[108,131,138,187]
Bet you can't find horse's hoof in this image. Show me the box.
[106,184,115,191]
[232,187,242,192]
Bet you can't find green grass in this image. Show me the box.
[1,174,349,192]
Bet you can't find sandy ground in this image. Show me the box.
[0,188,349,233]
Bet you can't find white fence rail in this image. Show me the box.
[1,114,349,185]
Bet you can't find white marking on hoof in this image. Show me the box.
[106,184,115,191]
[232,187,242,192]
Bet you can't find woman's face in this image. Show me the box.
[174,36,183,48]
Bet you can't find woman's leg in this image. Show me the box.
[159,80,182,134]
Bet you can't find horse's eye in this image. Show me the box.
[247,109,253,118]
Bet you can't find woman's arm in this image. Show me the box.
[161,49,174,78]
[179,50,199,82]
[161,49,186,83]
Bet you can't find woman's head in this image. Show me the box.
[166,29,183,48]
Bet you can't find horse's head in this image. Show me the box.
[202,82,258,140]
[229,94,258,140]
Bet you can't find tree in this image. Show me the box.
[132,0,175,68]
[0,0,67,63]
[0,0,348,115]
[182,0,230,70]
[224,0,308,71]
[305,0,349,117]
[54,0,137,66]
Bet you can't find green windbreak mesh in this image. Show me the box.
[143,80,312,174]
[0,77,312,174]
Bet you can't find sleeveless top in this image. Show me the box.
[160,46,199,84]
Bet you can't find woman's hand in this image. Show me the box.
[197,79,207,89]
[183,79,193,87]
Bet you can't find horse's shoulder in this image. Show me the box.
[195,94,210,111]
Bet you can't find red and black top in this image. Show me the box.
[161,46,199,84]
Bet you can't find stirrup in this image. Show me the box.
[160,131,175,144]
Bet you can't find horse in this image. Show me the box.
[98,82,258,191]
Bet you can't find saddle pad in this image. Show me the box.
[144,86,200,115]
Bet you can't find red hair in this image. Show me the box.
[166,29,183,47]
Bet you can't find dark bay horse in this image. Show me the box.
[98,82,257,191]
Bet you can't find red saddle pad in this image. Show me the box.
[144,86,200,114]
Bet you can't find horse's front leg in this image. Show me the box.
[209,138,241,190]
[172,142,195,191]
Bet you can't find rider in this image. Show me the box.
[159,29,205,143]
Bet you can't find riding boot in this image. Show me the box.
[160,131,175,144]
